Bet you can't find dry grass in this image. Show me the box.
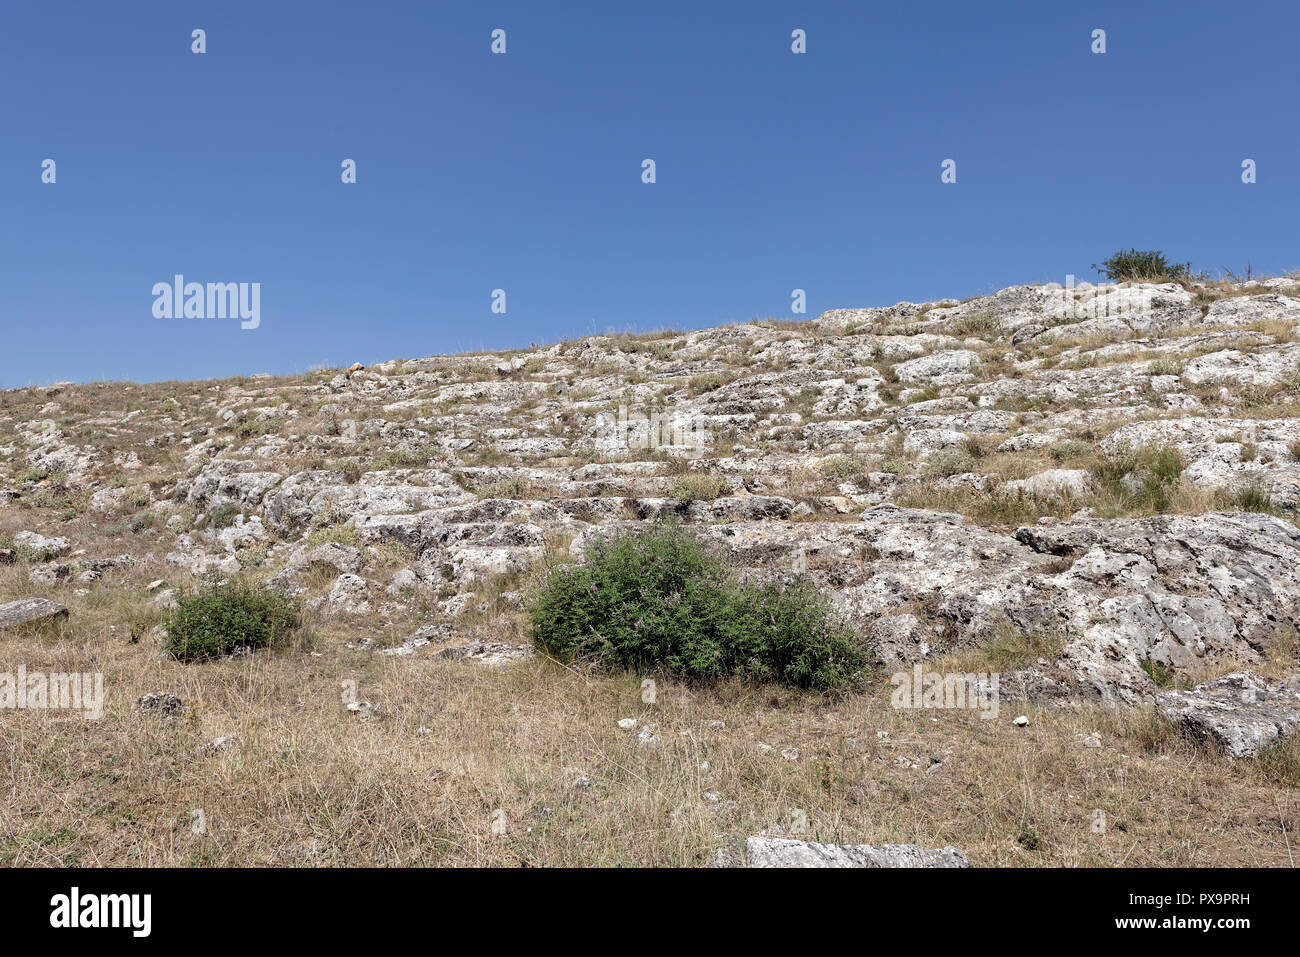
[3,599,1297,866]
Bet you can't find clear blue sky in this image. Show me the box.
[2,0,1296,387]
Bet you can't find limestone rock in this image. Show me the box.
[1157,672,1300,757]
[0,597,68,631]
[745,836,971,868]
[12,530,72,561]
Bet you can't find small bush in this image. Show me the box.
[208,502,241,529]
[481,476,528,499]
[528,525,865,689]
[233,417,284,440]
[1139,656,1174,689]
[165,580,301,662]
[1092,249,1193,282]
[236,543,269,568]
[820,455,868,481]
[18,467,52,484]
[1147,445,1186,484]
[924,447,975,478]
[671,473,729,502]
[951,311,999,336]
[1233,484,1276,514]
[1048,439,1092,462]
[1016,822,1042,851]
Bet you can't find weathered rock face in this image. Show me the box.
[1016,512,1300,704]
[693,507,1300,705]
[745,836,971,868]
[1157,672,1300,757]
[291,542,365,575]
[1205,293,1300,327]
[180,459,284,509]
[0,598,68,631]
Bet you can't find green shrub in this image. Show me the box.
[1139,656,1174,689]
[1147,445,1186,484]
[924,447,975,478]
[1233,484,1277,514]
[207,502,241,529]
[165,581,302,662]
[820,455,868,480]
[233,416,283,440]
[377,448,429,469]
[528,525,865,689]
[671,473,729,502]
[951,311,999,336]
[1092,249,1192,282]
[1048,439,1092,462]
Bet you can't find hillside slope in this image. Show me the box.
[3,276,1299,866]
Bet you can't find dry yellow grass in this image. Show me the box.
[2,581,1297,867]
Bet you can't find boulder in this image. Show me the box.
[895,350,980,385]
[28,563,70,585]
[1003,469,1092,498]
[12,530,72,561]
[0,597,69,631]
[1157,671,1300,757]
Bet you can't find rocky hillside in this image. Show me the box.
[3,275,1300,866]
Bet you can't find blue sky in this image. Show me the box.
[2,0,1296,387]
